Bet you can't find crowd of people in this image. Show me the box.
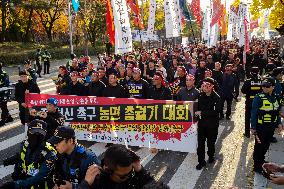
[0,37,284,188]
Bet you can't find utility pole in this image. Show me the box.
[68,0,74,54]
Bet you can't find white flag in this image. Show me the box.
[209,24,218,47]
[264,9,270,40]
[147,0,156,36]
[111,0,133,54]
[164,0,181,38]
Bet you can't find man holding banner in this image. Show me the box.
[195,77,221,170]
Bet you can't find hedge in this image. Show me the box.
[0,45,106,66]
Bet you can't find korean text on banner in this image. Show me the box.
[164,0,182,38]
[111,0,133,54]
[147,0,156,36]
[25,93,198,153]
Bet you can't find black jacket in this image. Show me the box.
[148,86,172,100]
[197,91,221,128]
[67,82,87,96]
[78,168,154,189]
[15,80,40,104]
[88,81,106,97]
[127,79,149,99]
[30,109,65,140]
[103,84,127,98]
[56,74,71,95]
[241,76,262,105]
[177,87,199,101]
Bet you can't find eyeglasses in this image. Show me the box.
[114,168,135,180]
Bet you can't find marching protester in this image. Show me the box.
[48,126,100,189]
[127,67,149,99]
[0,62,13,126]
[1,120,57,189]
[148,72,172,100]
[55,65,71,95]
[23,60,37,83]
[29,97,65,140]
[15,71,40,125]
[88,71,106,97]
[195,77,221,170]
[176,74,199,101]
[66,71,87,96]
[103,73,127,98]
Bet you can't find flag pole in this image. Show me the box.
[68,0,74,54]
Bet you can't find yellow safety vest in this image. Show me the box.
[20,141,57,189]
[257,93,280,124]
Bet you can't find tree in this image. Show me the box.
[250,0,284,34]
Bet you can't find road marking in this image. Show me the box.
[0,120,22,133]
[135,147,158,166]
[0,165,14,179]
[0,132,26,151]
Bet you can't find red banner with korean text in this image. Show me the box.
[25,93,198,153]
[210,0,224,27]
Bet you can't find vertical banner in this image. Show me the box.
[127,0,144,29]
[209,24,218,47]
[164,0,181,38]
[263,9,270,40]
[111,0,133,54]
[191,0,202,25]
[244,18,250,52]
[106,0,115,45]
[210,0,224,27]
[202,9,210,42]
[250,20,259,31]
[147,0,156,36]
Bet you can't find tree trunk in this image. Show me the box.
[1,0,7,42]
[23,8,34,42]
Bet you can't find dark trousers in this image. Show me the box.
[44,61,50,74]
[253,126,275,170]
[220,97,233,117]
[244,103,252,137]
[234,80,240,99]
[197,126,218,163]
[36,62,42,77]
[19,105,27,125]
[0,101,10,120]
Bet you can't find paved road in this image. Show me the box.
[1,58,280,189]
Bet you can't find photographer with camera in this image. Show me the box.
[0,119,57,189]
[79,145,157,189]
[29,97,65,140]
[0,62,13,126]
[48,126,100,189]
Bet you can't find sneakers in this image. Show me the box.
[196,161,206,170]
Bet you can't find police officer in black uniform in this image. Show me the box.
[195,77,221,170]
[241,67,262,138]
[48,126,100,189]
[23,60,37,83]
[0,62,13,126]
[0,119,57,189]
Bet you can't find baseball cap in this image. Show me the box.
[48,126,75,145]
[28,119,47,137]
[47,98,58,106]
[262,77,276,87]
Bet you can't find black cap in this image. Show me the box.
[265,63,276,73]
[250,67,260,75]
[262,77,276,87]
[19,70,28,76]
[272,67,283,77]
[28,119,47,137]
[48,126,75,144]
[203,77,216,86]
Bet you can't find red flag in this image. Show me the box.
[106,0,115,45]
[210,0,224,27]
[250,20,259,30]
[244,18,249,53]
[191,0,202,25]
[127,0,144,29]
[230,4,239,15]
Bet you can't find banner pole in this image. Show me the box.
[68,0,74,54]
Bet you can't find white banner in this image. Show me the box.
[238,3,249,47]
[209,23,218,47]
[132,30,159,42]
[111,0,133,54]
[202,9,210,42]
[164,0,181,38]
[264,9,270,40]
[147,0,156,36]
